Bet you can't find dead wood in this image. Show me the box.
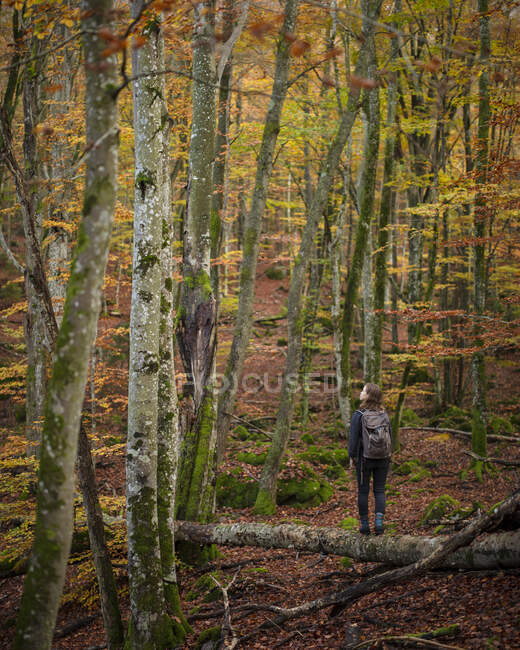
[399,426,520,443]
[175,516,520,570]
[53,614,100,639]
[229,490,520,641]
[463,450,520,467]
[211,571,240,649]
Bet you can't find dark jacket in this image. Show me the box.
[348,409,392,462]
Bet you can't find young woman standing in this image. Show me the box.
[348,383,392,535]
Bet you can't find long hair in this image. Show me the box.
[360,383,383,411]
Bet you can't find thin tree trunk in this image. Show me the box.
[215,0,300,463]
[254,0,383,515]
[126,8,176,646]
[339,6,380,414]
[470,0,490,478]
[331,167,350,431]
[155,24,190,639]
[176,0,219,536]
[13,0,118,644]
[77,426,124,649]
[371,1,400,381]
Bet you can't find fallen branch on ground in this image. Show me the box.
[229,490,520,641]
[400,426,520,443]
[463,450,520,467]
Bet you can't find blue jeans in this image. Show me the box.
[356,459,389,518]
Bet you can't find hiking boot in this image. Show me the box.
[359,518,370,535]
[374,512,384,535]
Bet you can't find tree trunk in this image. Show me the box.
[13,0,118,645]
[77,426,124,649]
[215,0,300,462]
[331,167,350,431]
[339,3,380,413]
[155,24,190,639]
[470,0,490,476]
[126,8,176,647]
[371,1,400,380]
[254,0,382,515]
[176,0,218,534]
[174,520,520,570]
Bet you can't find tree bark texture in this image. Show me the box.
[370,0,400,382]
[254,0,382,515]
[339,1,381,414]
[126,7,178,648]
[470,0,490,466]
[13,1,118,646]
[174,519,520,570]
[215,0,300,461]
[176,0,219,527]
[155,31,188,636]
[78,426,124,648]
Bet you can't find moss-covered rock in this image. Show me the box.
[298,446,346,480]
[265,265,286,280]
[394,459,422,476]
[430,405,472,432]
[489,415,514,435]
[401,408,422,427]
[409,468,431,482]
[421,495,460,524]
[216,465,334,509]
[300,433,315,445]
[195,626,221,649]
[233,424,250,440]
[237,451,267,466]
[186,573,222,603]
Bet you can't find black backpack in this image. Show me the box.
[360,409,391,460]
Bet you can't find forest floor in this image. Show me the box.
[1,261,519,649]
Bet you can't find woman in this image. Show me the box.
[348,383,392,535]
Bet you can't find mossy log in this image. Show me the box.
[174,521,520,570]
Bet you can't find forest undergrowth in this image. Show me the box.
[0,263,519,649]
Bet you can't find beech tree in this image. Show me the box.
[13,0,119,645]
[126,4,183,646]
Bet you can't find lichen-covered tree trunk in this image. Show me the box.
[254,1,381,514]
[331,168,350,431]
[13,1,118,646]
[19,28,54,456]
[299,226,328,429]
[338,5,381,415]
[470,0,490,474]
[126,8,176,647]
[174,520,520,570]
[176,1,218,532]
[370,0,400,382]
[215,0,299,462]
[155,29,189,639]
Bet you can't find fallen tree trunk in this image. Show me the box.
[400,426,520,444]
[175,519,520,570]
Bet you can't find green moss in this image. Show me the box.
[253,487,277,515]
[340,557,353,568]
[233,425,250,440]
[410,468,431,482]
[394,459,421,476]
[401,408,421,426]
[187,572,222,603]
[277,338,287,347]
[420,495,460,525]
[210,211,221,250]
[489,415,513,435]
[135,169,156,198]
[300,433,314,445]
[237,451,267,466]
[216,472,257,509]
[340,517,358,531]
[265,265,286,280]
[195,626,221,649]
